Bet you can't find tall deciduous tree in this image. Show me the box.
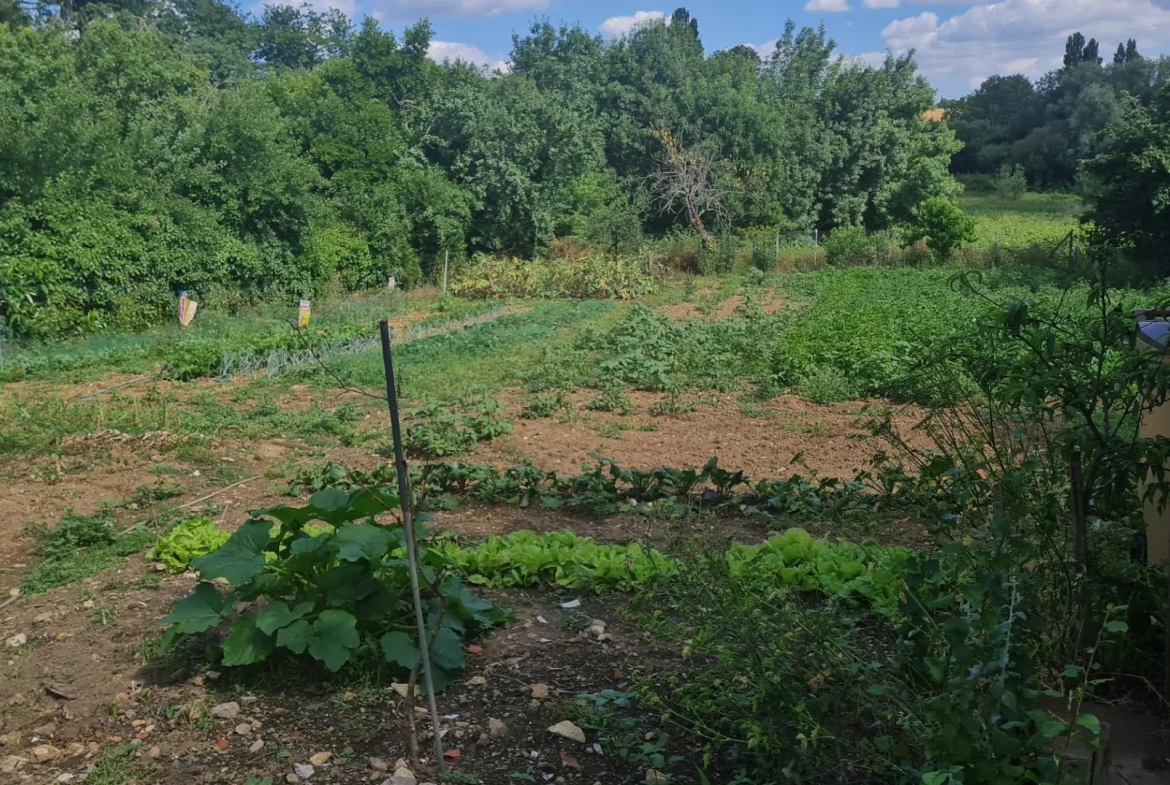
[1082,86,1170,273]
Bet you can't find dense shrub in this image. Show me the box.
[823,225,877,266]
[905,197,978,262]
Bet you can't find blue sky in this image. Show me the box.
[348,0,1170,97]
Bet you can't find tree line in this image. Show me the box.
[943,32,1167,190]
[0,2,960,338]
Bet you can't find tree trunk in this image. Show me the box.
[685,202,713,247]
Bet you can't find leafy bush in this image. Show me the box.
[823,225,876,266]
[159,487,504,687]
[405,399,511,458]
[994,164,1027,201]
[586,386,634,414]
[449,253,658,300]
[905,197,978,262]
[520,391,573,419]
[637,529,1105,785]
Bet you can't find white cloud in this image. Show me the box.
[1002,56,1038,72]
[427,40,508,72]
[302,0,354,14]
[745,39,779,57]
[879,0,1170,96]
[381,0,547,19]
[599,10,667,38]
[850,49,892,66]
[968,75,986,88]
[804,0,851,10]
[864,0,902,7]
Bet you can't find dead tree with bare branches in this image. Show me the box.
[644,129,734,247]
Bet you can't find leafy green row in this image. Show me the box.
[287,455,879,520]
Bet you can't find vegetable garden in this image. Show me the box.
[2,232,1170,785]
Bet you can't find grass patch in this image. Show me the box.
[21,510,160,595]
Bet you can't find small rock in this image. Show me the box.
[547,721,586,744]
[235,724,251,736]
[206,671,221,680]
[645,771,668,783]
[63,743,84,759]
[82,600,95,609]
[7,693,24,706]
[286,776,300,784]
[249,740,264,753]
[390,683,410,699]
[5,633,27,648]
[240,696,259,705]
[1,755,27,773]
[309,751,332,766]
[531,683,550,699]
[488,718,507,739]
[368,757,389,772]
[467,675,487,687]
[476,732,489,746]
[388,762,416,783]
[57,774,75,783]
[33,613,52,624]
[30,745,60,764]
[147,746,161,759]
[528,699,541,710]
[210,702,240,720]
[294,763,315,779]
[0,732,19,747]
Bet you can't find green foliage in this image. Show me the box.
[0,2,963,340]
[945,38,1164,189]
[770,268,984,401]
[993,164,1027,201]
[636,524,1108,784]
[558,169,646,254]
[449,254,658,301]
[21,510,157,594]
[586,386,634,414]
[1082,86,1170,274]
[794,366,855,404]
[581,302,789,394]
[405,399,511,458]
[905,197,977,263]
[823,225,881,266]
[147,517,230,572]
[439,531,678,591]
[283,454,878,525]
[159,487,504,687]
[520,391,573,420]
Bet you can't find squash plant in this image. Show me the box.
[158,486,503,690]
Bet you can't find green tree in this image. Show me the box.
[904,197,976,262]
[1082,87,1170,273]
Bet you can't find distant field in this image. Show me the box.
[961,192,1081,251]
